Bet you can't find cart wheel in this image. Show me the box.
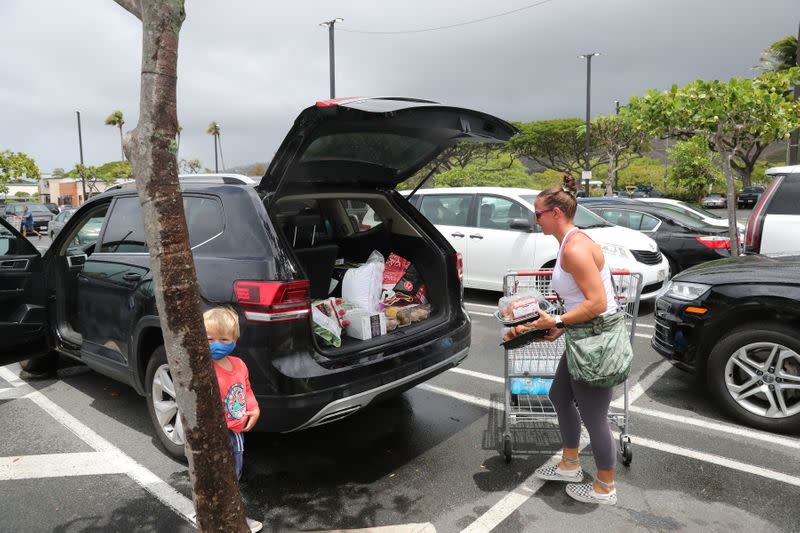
[622,441,632,467]
[503,435,513,464]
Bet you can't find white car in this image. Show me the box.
[384,187,669,299]
[639,198,744,236]
[745,165,800,256]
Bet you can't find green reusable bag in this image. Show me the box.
[564,311,634,388]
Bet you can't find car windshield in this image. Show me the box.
[15,204,51,214]
[519,195,612,228]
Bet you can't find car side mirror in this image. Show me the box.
[509,218,533,232]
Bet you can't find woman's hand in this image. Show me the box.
[529,309,556,331]
[541,327,564,342]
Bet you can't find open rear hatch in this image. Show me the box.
[258,96,518,199]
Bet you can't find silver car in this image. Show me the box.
[48,208,77,239]
[701,193,727,209]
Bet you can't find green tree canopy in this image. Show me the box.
[0,150,40,194]
[586,114,649,195]
[509,118,606,177]
[760,35,798,72]
[668,136,723,202]
[417,150,534,189]
[627,67,800,254]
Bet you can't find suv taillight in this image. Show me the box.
[456,252,463,283]
[695,236,730,249]
[744,176,783,254]
[234,280,310,322]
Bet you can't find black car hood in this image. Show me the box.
[675,254,800,285]
[258,97,518,196]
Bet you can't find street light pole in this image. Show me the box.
[320,18,344,99]
[75,111,87,205]
[578,52,600,195]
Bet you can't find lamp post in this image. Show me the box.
[578,52,601,195]
[320,18,344,99]
[75,111,87,204]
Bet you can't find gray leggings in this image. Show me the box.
[549,354,616,471]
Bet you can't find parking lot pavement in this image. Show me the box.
[3,294,800,532]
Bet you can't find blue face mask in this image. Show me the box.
[209,341,236,360]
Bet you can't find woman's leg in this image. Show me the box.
[549,354,582,468]
[571,381,615,492]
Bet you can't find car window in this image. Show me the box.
[639,213,660,231]
[64,206,109,254]
[100,197,148,253]
[597,209,644,230]
[519,195,611,228]
[184,196,224,247]
[342,199,382,232]
[765,175,799,215]
[299,133,437,171]
[476,195,528,230]
[0,225,15,255]
[419,194,472,226]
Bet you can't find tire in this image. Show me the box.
[706,324,800,433]
[145,346,187,459]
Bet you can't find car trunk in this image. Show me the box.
[268,191,457,358]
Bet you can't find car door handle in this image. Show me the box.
[123,272,142,281]
[451,232,465,238]
[469,234,484,240]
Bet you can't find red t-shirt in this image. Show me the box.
[213,356,259,433]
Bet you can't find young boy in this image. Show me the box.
[203,307,260,480]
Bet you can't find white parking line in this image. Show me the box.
[0,452,126,480]
[628,405,800,450]
[417,384,501,410]
[636,323,655,329]
[634,332,652,339]
[0,366,197,525]
[610,361,672,409]
[448,368,504,384]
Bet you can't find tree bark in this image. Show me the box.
[717,132,741,256]
[113,1,247,531]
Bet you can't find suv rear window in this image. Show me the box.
[100,195,223,253]
[765,174,799,215]
[300,133,437,170]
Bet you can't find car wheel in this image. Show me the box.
[145,346,187,459]
[707,324,800,433]
[19,351,60,379]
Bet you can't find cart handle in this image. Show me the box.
[505,268,631,277]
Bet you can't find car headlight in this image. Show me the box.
[658,281,711,302]
[599,243,634,261]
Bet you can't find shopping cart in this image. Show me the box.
[498,269,643,466]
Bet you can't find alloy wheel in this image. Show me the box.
[725,342,800,419]
[150,363,185,446]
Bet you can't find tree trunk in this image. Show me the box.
[717,133,741,256]
[217,134,226,171]
[113,1,247,531]
[119,124,126,161]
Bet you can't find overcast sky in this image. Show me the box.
[1,0,797,174]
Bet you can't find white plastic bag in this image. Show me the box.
[342,251,385,312]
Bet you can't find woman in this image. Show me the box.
[529,174,621,505]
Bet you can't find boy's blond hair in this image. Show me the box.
[203,307,240,340]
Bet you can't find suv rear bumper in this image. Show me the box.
[285,346,468,431]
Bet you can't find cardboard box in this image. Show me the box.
[344,310,387,340]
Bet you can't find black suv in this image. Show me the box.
[652,255,800,433]
[737,185,766,208]
[0,97,516,457]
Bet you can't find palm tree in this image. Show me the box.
[206,121,225,172]
[104,110,126,161]
[759,35,798,72]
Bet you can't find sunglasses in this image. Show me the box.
[534,208,554,218]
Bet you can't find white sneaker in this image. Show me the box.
[566,481,617,505]
[534,463,584,483]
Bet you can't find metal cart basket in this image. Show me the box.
[499,269,643,465]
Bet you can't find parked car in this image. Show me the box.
[0,96,517,458]
[631,186,664,198]
[1,203,54,232]
[744,165,800,256]
[737,185,766,208]
[584,201,732,277]
[48,208,76,239]
[398,187,669,299]
[701,193,727,209]
[652,254,800,432]
[577,197,636,205]
[639,198,744,238]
